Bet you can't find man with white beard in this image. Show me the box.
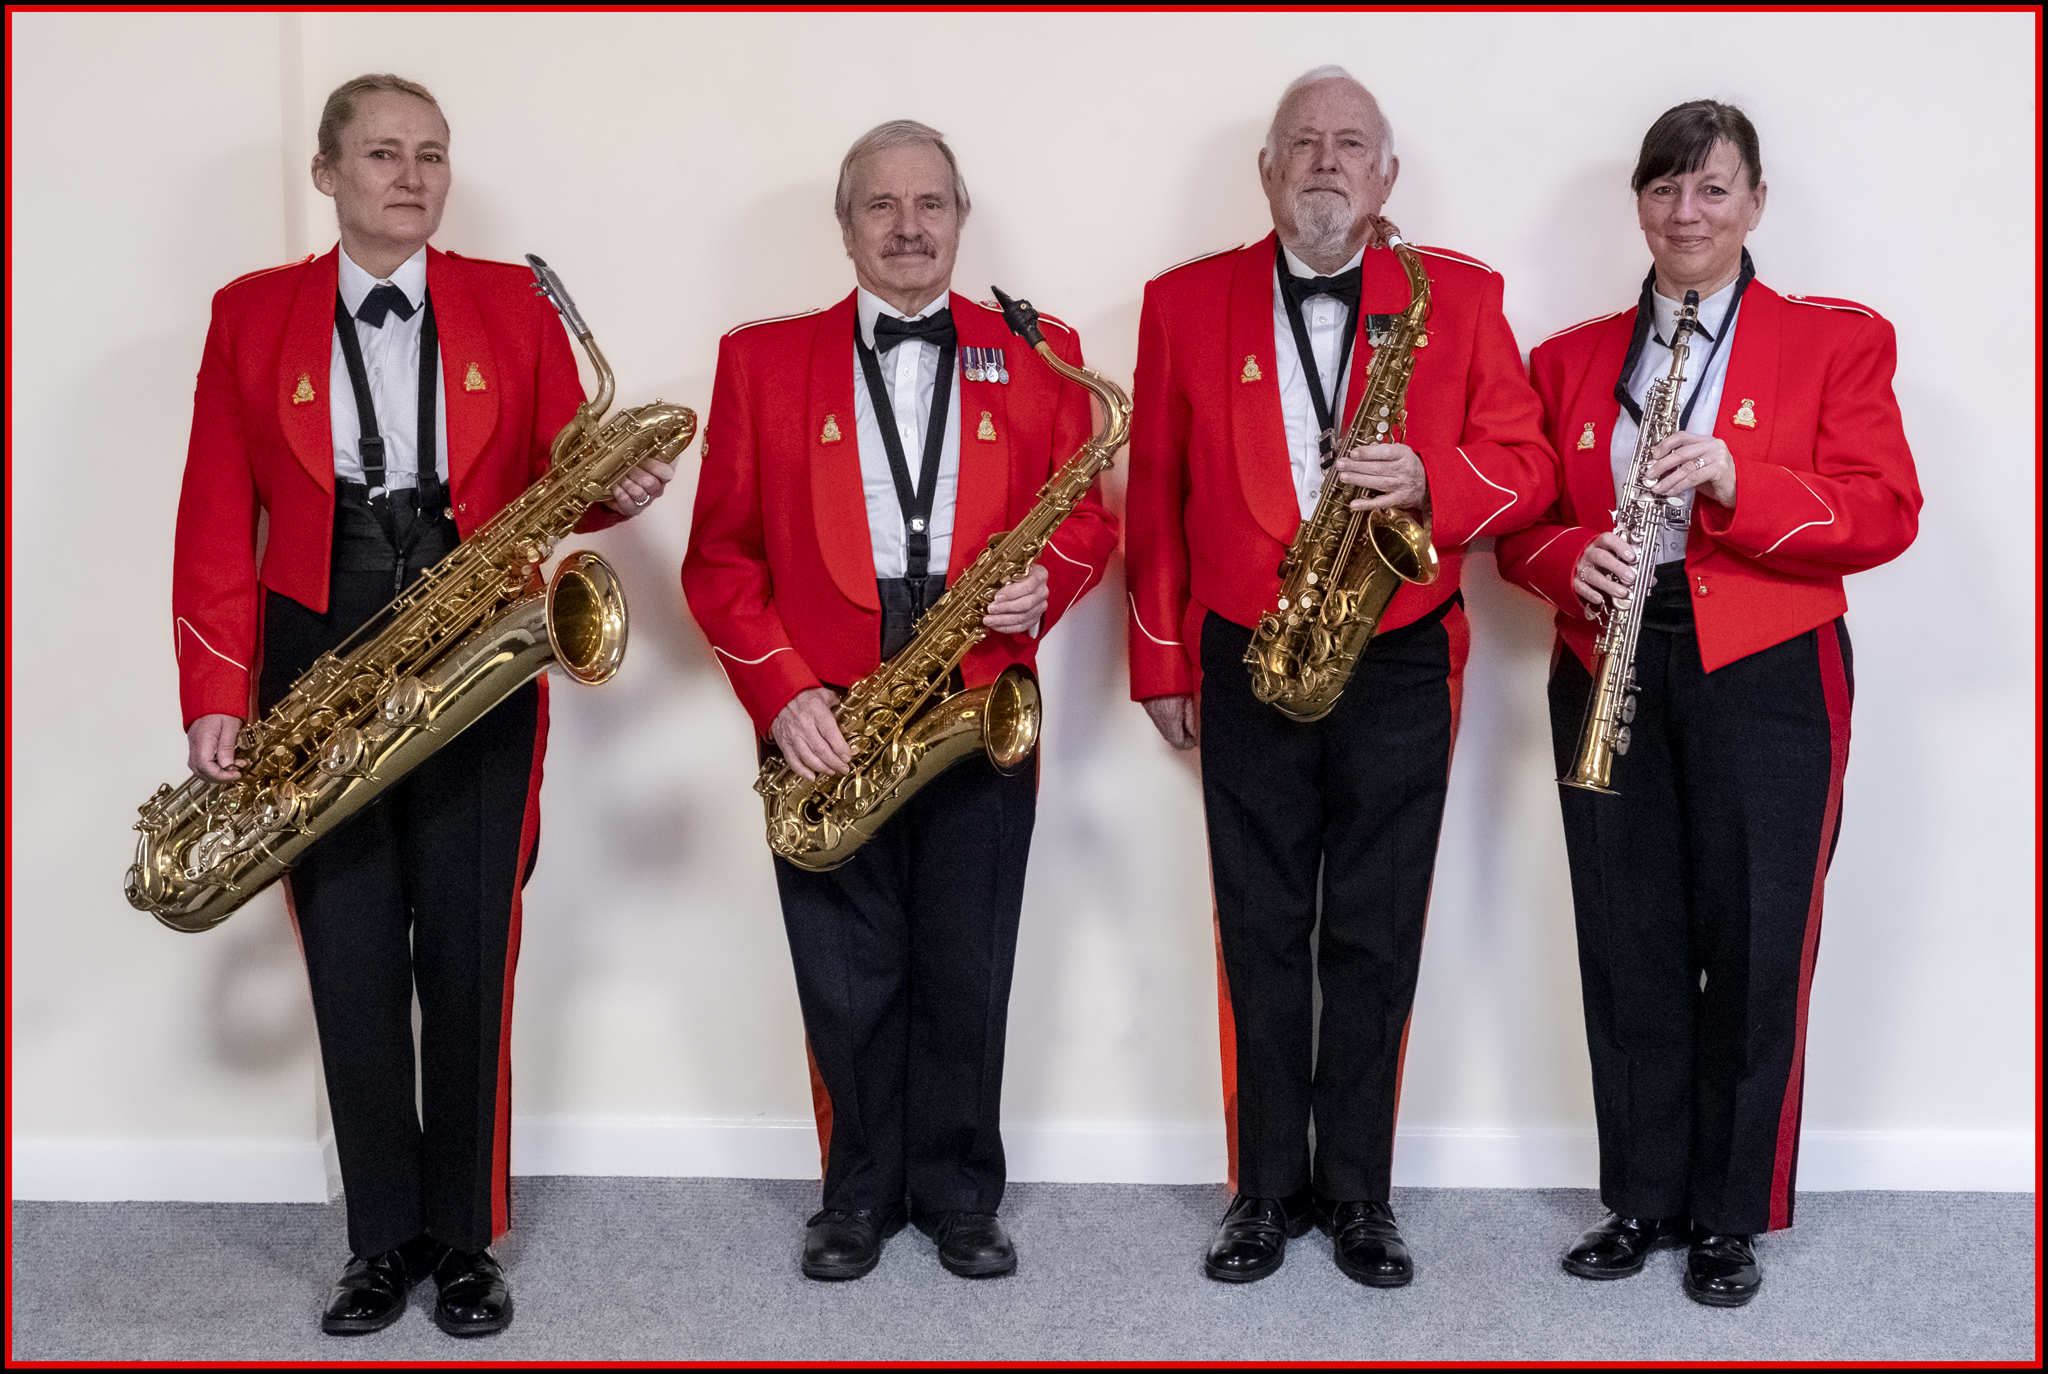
[1124,68,1559,1287]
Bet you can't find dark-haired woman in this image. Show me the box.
[1497,101,1920,1306]
[172,74,673,1336]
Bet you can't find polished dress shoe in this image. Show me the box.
[1562,1213,1688,1279]
[320,1234,443,1336]
[802,1205,907,1281]
[1684,1229,1762,1307]
[1203,1189,1315,1283]
[432,1247,513,1337]
[1317,1198,1414,1288]
[917,1211,1017,1279]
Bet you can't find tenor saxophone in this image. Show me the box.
[1560,289,1701,795]
[1244,219,1440,722]
[756,287,1129,872]
[126,256,697,932]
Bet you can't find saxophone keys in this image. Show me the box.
[380,676,427,727]
[1620,695,1637,724]
[318,726,368,777]
[1613,725,1632,756]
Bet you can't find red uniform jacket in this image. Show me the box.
[681,290,1120,737]
[1125,232,1558,700]
[1496,281,1921,672]
[171,245,616,728]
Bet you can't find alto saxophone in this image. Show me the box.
[1244,220,1441,722]
[126,256,697,932]
[757,287,1130,872]
[1560,289,1701,795]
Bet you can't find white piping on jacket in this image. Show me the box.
[1457,445,1517,537]
[1128,593,1183,647]
[1762,472,1838,554]
[175,617,248,673]
[713,644,795,667]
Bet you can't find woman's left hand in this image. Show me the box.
[607,457,677,517]
[1646,432,1736,507]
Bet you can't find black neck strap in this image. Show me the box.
[1276,238,1360,464]
[332,290,442,513]
[1613,247,1754,429]
[856,327,955,580]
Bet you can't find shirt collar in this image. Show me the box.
[338,245,429,318]
[856,285,951,351]
[1650,273,1738,346]
[1279,244,1366,284]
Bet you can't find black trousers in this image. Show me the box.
[774,753,1037,1216]
[1549,571,1852,1234]
[263,572,542,1258]
[1198,603,1463,1202]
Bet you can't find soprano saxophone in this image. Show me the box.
[757,287,1129,872]
[1560,289,1701,794]
[126,256,697,932]
[1244,219,1440,722]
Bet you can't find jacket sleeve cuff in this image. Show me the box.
[738,650,825,739]
[1415,445,1515,547]
[1693,460,1828,558]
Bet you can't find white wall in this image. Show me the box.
[11,11,2036,1201]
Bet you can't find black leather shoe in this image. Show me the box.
[321,1248,411,1336]
[1562,1213,1688,1279]
[802,1206,908,1281]
[432,1248,513,1337]
[916,1211,1017,1279]
[1684,1229,1761,1307]
[1317,1198,1414,1288]
[1203,1189,1315,1283]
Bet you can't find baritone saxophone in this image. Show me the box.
[126,255,697,932]
[756,287,1129,872]
[1244,218,1440,722]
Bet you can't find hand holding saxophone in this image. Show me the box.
[1333,442,1431,512]
[1573,531,1639,617]
[606,456,678,516]
[771,687,852,781]
[186,713,243,782]
[982,563,1049,635]
[1645,430,1737,505]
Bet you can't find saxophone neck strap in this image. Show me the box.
[855,326,955,581]
[333,290,444,589]
[1275,238,1361,461]
[1612,248,1753,428]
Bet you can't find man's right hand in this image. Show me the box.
[771,687,852,780]
[188,713,244,782]
[1142,695,1198,751]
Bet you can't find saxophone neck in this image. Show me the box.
[992,284,1132,461]
[526,254,616,464]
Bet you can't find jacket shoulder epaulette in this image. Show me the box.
[1536,306,1633,348]
[220,254,315,292]
[1783,293,1879,320]
[723,308,823,339]
[1411,244,1498,276]
[972,298,1075,336]
[1149,243,1245,283]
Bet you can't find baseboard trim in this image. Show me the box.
[13,1123,2033,1202]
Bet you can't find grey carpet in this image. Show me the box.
[10,1181,2035,1362]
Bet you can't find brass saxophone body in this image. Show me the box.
[757,287,1129,872]
[126,256,697,932]
[1244,222,1441,722]
[1560,289,1701,795]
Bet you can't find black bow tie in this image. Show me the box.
[1281,265,1362,315]
[355,283,418,328]
[872,308,956,352]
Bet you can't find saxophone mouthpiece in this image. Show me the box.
[991,286,1046,349]
[1673,289,1701,344]
[526,254,594,341]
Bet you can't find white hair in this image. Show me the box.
[833,119,972,235]
[1265,65,1396,176]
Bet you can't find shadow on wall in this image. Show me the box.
[206,891,317,1073]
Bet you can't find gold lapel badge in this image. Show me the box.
[464,362,487,393]
[1732,398,1758,429]
[977,411,998,443]
[820,414,843,444]
[1576,421,1596,450]
[291,374,316,406]
[1241,355,1264,384]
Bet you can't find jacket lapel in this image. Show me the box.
[810,292,879,610]
[947,293,1009,581]
[1714,281,1781,466]
[1230,234,1301,544]
[426,248,499,493]
[278,248,340,493]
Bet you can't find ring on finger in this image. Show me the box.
[1693,455,1707,470]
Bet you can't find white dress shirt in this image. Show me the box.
[1611,277,1742,567]
[1272,245,1365,519]
[853,286,962,579]
[331,246,450,495]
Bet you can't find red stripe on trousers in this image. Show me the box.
[1391,604,1469,1132]
[1769,622,1851,1230]
[803,1036,835,1177]
[1212,904,1240,1192]
[491,675,549,1240]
